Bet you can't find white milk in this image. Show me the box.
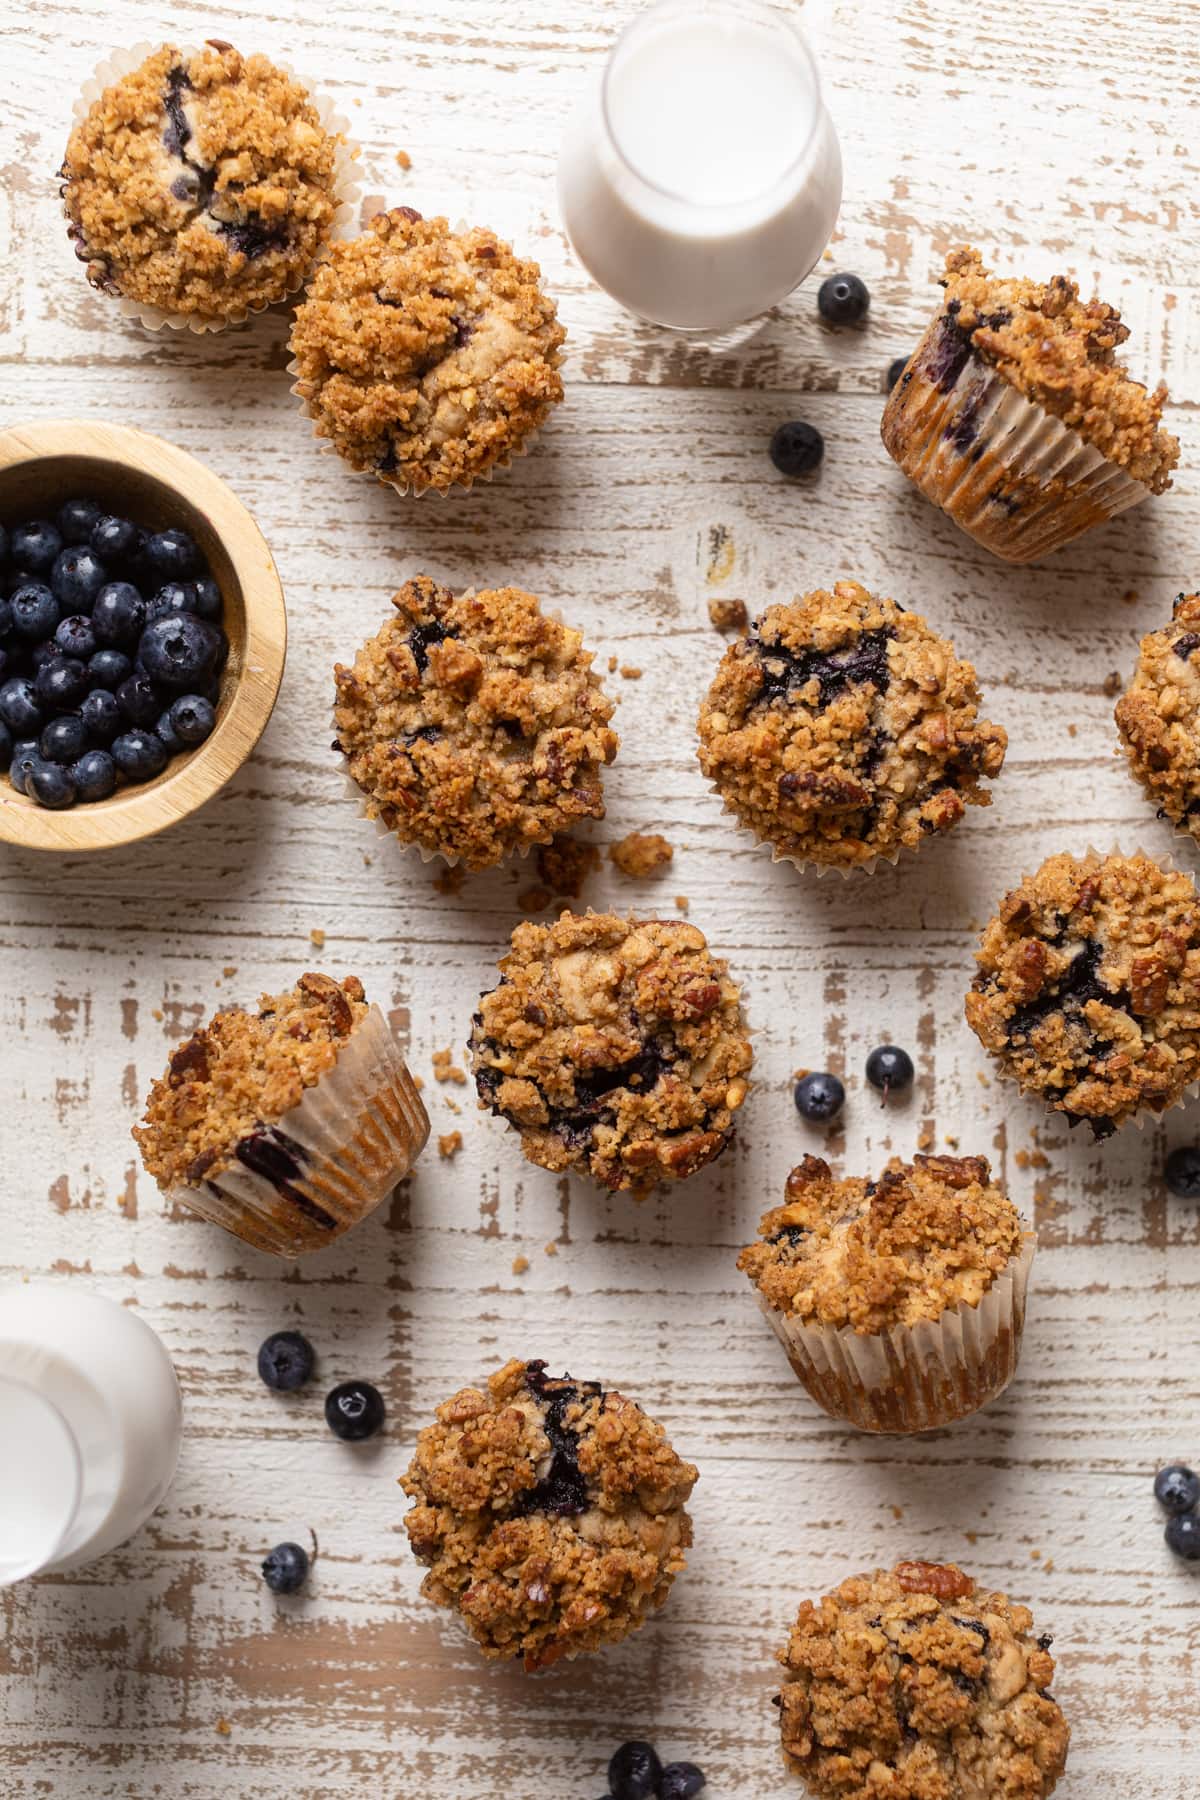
[0,1285,182,1583]
[558,0,842,332]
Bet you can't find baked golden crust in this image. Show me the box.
[777,1563,1069,1799]
[401,1357,697,1670]
[1115,593,1200,835]
[469,910,752,1192]
[696,581,1005,869]
[61,43,339,321]
[738,1153,1024,1333]
[289,209,564,492]
[333,576,617,870]
[935,247,1178,491]
[134,972,366,1187]
[966,851,1200,1135]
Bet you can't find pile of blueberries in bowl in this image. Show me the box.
[0,498,227,809]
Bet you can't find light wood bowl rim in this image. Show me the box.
[0,419,286,852]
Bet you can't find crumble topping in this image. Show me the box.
[1115,593,1200,837]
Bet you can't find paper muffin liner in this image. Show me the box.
[758,1232,1036,1434]
[65,40,361,334]
[704,784,910,880]
[881,317,1150,564]
[167,1004,429,1257]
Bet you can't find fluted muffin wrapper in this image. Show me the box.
[166,1004,429,1257]
[758,1232,1036,1434]
[881,317,1150,564]
[66,41,361,334]
[701,779,915,881]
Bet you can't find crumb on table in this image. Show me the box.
[674,894,689,912]
[395,148,412,169]
[544,1240,557,1257]
[620,665,643,680]
[412,1074,424,1091]
[607,654,618,672]
[309,928,325,949]
[1102,670,1122,696]
[511,1254,530,1275]
[708,597,749,632]
[215,1719,231,1737]
[438,1130,463,1160]
[609,831,674,879]
[432,1047,467,1085]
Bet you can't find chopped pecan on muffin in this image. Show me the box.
[1115,593,1200,836]
[469,910,752,1192]
[401,1357,697,1670]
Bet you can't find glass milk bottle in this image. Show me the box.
[0,1284,182,1583]
[558,0,843,332]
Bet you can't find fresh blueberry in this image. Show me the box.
[10,520,63,576]
[169,693,216,747]
[112,728,168,782]
[661,1765,706,1800]
[1155,1464,1200,1515]
[1165,1513,1200,1561]
[81,688,122,744]
[770,420,824,477]
[93,582,148,647]
[30,640,62,673]
[27,759,77,808]
[51,546,108,612]
[324,1379,385,1441]
[818,271,870,325]
[87,648,132,691]
[192,576,222,620]
[865,1044,914,1100]
[0,677,43,735]
[55,614,97,661]
[262,1541,310,1595]
[35,656,89,712]
[89,514,142,565]
[607,1742,662,1800]
[886,356,910,392]
[0,720,10,773]
[118,671,165,727]
[138,614,223,690]
[794,1071,845,1123]
[258,1330,316,1393]
[156,708,184,753]
[57,497,104,545]
[0,648,10,685]
[8,740,43,795]
[40,714,88,765]
[9,582,60,641]
[1164,1146,1200,1199]
[71,747,117,802]
[145,582,197,622]
[142,527,199,581]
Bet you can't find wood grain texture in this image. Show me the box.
[1,0,1197,1794]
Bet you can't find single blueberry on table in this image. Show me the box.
[261,1541,310,1595]
[57,497,104,546]
[1154,1464,1200,1515]
[87,648,132,691]
[10,520,63,575]
[886,355,910,391]
[51,546,108,612]
[145,582,197,622]
[258,1330,316,1392]
[118,671,165,728]
[27,759,77,809]
[661,1764,707,1800]
[111,728,168,782]
[81,688,122,744]
[9,582,60,641]
[93,582,148,647]
[325,1379,385,1441]
[8,741,43,796]
[169,693,216,747]
[0,677,43,735]
[139,614,223,690]
[55,614,98,661]
[71,747,117,802]
[818,271,870,325]
[794,1071,845,1124]
[40,714,88,765]
[89,514,141,565]
[865,1044,914,1101]
[0,720,10,772]
[770,420,824,477]
[1165,1512,1200,1561]
[35,655,89,712]
[608,1742,663,1800]
[192,576,222,619]
[1164,1145,1200,1199]
[142,526,199,581]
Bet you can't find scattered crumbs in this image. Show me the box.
[537,835,600,899]
[943,1134,959,1149]
[1030,1548,1042,1560]
[152,1008,163,1021]
[619,665,643,680]
[916,1125,934,1151]
[1043,1558,1055,1573]
[437,1130,463,1160]
[607,654,618,673]
[891,1504,904,1521]
[674,894,689,912]
[822,246,834,261]
[1102,670,1122,697]
[353,95,362,106]
[222,965,237,978]
[215,1719,232,1737]
[1066,722,1077,738]
[976,1071,990,1087]
[432,1048,467,1085]
[1014,1147,1049,1170]
[544,1240,558,1257]
[1122,588,1139,605]
[433,864,466,897]
[965,1530,978,1545]
[310,928,326,949]
[412,1074,424,1091]
[708,597,749,633]
[609,830,674,879]
[512,1254,530,1275]
[395,148,412,170]
[517,885,552,913]
[363,852,373,866]
[444,1096,461,1115]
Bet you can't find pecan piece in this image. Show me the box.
[895,1560,975,1601]
[1010,938,1048,1001]
[1130,954,1169,1017]
[169,1034,210,1084]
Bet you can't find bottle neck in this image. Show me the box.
[0,1375,82,1584]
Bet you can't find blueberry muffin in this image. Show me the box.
[401,1356,697,1671]
[469,911,752,1192]
[882,247,1179,562]
[966,850,1200,1138]
[1114,593,1200,837]
[61,42,344,327]
[289,208,565,493]
[738,1153,1033,1433]
[332,576,618,870]
[696,580,1006,871]
[776,1561,1069,1798]
[134,972,428,1256]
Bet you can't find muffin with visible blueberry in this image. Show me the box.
[1115,593,1200,838]
[61,42,350,330]
[966,850,1200,1138]
[332,575,617,870]
[696,580,1006,873]
[401,1356,697,1671]
[776,1561,1069,1798]
[134,971,428,1257]
[289,208,565,494]
[469,910,752,1193]
[882,246,1179,563]
[738,1152,1034,1433]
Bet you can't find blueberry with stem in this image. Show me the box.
[865,1044,914,1103]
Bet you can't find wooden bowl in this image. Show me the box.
[0,420,286,851]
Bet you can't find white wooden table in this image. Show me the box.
[2,2,1197,1794]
